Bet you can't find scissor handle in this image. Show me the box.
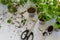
[27,32,34,40]
[21,30,34,40]
[21,30,29,40]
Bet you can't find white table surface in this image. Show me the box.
[0,4,60,40]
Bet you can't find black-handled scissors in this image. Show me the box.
[21,30,34,40]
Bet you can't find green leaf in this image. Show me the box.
[1,0,9,5]
[53,23,60,29]
[53,17,60,29]
[19,0,27,5]
[21,19,26,25]
[7,3,17,13]
[7,19,12,23]
[58,5,60,12]
[53,0,58,6]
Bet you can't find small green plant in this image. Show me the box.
[0,0,28,13]
[31,0,60,29]
[21,19,26,25]
[7,18,12,23]
[53,17,60,29]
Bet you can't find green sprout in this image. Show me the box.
[21,19,26,25]
[38,13,46,22]
[7,18,12,23]
[7,3,17,13]
[38,13,52,22]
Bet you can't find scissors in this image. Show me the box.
[21,30,34,40]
